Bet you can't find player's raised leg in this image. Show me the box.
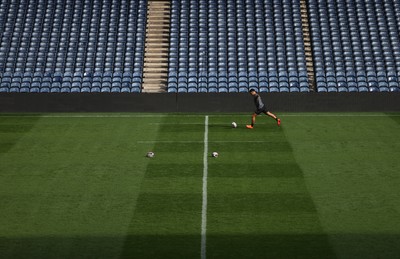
[265,111,281,126]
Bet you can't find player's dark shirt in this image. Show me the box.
[254,94,265,110]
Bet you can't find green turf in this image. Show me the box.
[0,113,400,258]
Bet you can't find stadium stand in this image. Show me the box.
[167,0,309,93]
[0,0,399,93]
[0,0,147,93]
[308,0,400,92]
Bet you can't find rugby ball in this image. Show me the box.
[232,122,237,128]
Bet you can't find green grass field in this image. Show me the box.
[1,113,400,258]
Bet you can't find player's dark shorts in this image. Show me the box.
[255,106,268,115]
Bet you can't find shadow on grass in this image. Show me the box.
[386,112,400,125]
[2,233,400,258]
[0,116,40,154]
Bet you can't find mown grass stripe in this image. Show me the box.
[206,114,335,258]
[207,193,317,213]
[209,163,304,178]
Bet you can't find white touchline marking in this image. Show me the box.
[201,115,209,259]
[148,122,206,125]
[280,114,399,117]
[0,115,167,118]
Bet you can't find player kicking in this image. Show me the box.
[246,89,281,129]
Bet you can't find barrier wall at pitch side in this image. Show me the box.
[0,93,399,112]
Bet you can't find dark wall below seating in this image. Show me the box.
[0,93,399,113]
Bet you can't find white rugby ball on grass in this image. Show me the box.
[231,122,237,128]
[146,151,155,158]
[212,152,219,158]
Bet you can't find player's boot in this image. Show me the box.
[277,118,281,126]
[246,125,253,129]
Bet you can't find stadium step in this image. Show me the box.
[145,54,169,59]
[142,0,171,93]
[300,0,316,92]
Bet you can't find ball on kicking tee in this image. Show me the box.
[231,122,237,128]
[146,151,155,158]
[212,152,219,158]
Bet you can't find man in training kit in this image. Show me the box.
[246,89,281,129]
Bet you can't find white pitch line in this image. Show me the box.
[0,114,168,118]
[148,122,205,125]
[138,140,202,143]
[137,140,267,144]
[201,115,209,259]
[280,114,400,117]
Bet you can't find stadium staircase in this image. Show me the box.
[300,0,316,92]
[142,0,170,93]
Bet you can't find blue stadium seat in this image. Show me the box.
[0,0,146,92]
[308,0,400,92]
[2,0,399,94]
[166,0,308,93]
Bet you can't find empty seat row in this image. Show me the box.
[1,0,400,93]
[308,0,400,92]
[167,0,310,93]
[0,0,147,92]
[0,71,143,93]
